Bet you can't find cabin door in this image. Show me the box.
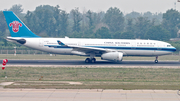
[39,39,44,47]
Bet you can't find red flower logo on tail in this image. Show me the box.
[9,21,22,33]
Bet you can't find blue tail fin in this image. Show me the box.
[3,11,40,37]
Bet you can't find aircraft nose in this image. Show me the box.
[173,47,176,52]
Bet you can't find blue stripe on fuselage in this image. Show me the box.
[86,46,176,52]
[45,45,176,52]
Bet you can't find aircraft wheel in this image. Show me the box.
[91,58,96,63]
[85,58,91,63]
[155,60,158,63]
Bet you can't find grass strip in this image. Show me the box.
[1,67,180,90]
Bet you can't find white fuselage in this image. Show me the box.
[9,37,176,57]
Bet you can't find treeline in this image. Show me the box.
[0,4,180,51]
[23,5,165,39]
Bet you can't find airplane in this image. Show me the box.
[3,11,176,63]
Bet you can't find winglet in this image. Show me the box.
[57,40,65,46]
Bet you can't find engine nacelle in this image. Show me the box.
[101,52,123,62]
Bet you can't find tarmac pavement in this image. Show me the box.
[4,60,180,67]
[0,89,180,101]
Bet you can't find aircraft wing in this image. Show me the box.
[68,45,109,53]
[57,40,115,54]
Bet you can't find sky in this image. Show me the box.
[0,0,179,14]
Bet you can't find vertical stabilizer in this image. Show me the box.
[3,11,40,37]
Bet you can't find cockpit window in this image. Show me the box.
[167,45,171,47]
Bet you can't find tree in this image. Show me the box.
[59,10,69,36]
[143,11,153,20]
[96,11,105,24]
[9,4,24,17]
[145,25,170,41]
[153,13,163,25]
[134,17,152,39]
[113,32,121,39]
[95,27,110,38]
[53,5,69,37]
[86,10,93,27]
[25,5,68,37]
[53,5,61,37]
[104,7,125,33]
[126,18,135,33]
[0,11,8,40]
[162,9,180,38]
[0,11,7,33]
[120,32,134,39]
[143,12,162,25]
[36,8,55,36]
[71,8,82,33]
[125,11,141,19]
[25,11,34,29]
[26,5,56,37]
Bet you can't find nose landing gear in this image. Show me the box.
[155,56,158,63]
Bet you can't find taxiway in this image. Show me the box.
[0,89,179,101]
[5,60,180,67]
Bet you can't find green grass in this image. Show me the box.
[1,67,180,90]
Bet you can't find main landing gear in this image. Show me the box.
[85,58,96,63]
[155,56,158,63]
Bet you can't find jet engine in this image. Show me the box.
[101,52,123,62]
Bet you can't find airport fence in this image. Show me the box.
[0,50,49,54]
